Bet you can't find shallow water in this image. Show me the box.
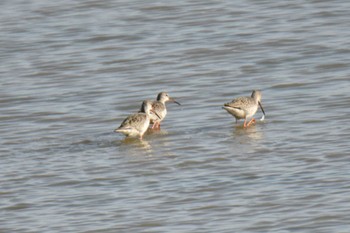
[1,0,350,232]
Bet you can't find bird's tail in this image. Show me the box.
[114,126,132,133]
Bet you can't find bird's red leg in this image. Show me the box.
[152,122,159,130]
[247,118,256,127]
[151,123,156,129]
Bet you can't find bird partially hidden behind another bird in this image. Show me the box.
[222,90,265,128]
[148,92,181,130]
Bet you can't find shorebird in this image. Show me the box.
[115,100,160,139]
[222,90,265,128]
[149,92,181,129]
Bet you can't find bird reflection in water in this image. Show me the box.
[120,137,152,153]
[233,122,264,142]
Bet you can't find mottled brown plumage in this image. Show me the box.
[223,90,265,127]
[115,100,154,139]
[150,92,180,129]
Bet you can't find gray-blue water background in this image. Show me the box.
[1,1,350,232]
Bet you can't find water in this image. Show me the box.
[1,0,350,232]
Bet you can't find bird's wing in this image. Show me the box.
[119,113,147,128]
[224,96,250,109]
[152,101,166,118]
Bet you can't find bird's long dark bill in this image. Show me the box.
[170,98,181,105]
[258,101,265,116]
[151,109,162,119]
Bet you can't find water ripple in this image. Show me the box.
[1,0,350,232]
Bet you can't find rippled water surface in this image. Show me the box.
[1,1,350,232]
